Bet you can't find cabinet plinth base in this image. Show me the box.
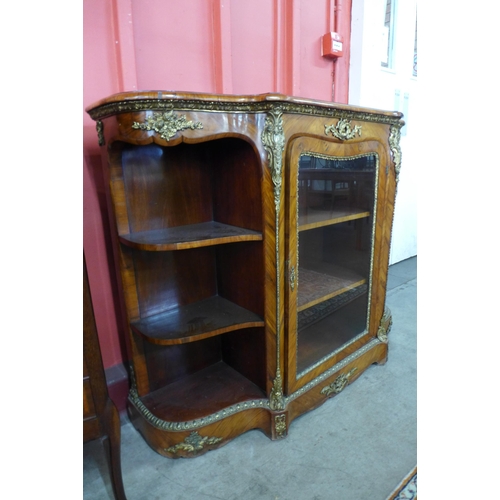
[127,337,388,458]
[127,399,272,458]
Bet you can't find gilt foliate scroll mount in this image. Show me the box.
[325,118,362,141]
[376,308,393,343]
[274,414,287,439]
[132,110,203,141]
[320,368,358,396]
[165,431,222,455]
[389,125,402,185]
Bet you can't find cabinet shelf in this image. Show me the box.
[139,361,266,422]
[131,296,264,345]
[297,266,366,312]
[119,221,262,251]
[298,208,370,232]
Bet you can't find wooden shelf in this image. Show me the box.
[298,208,370,232]
[297,266,366,312]
[139,361,266,422]
[298,284,367,332]
[131,296,264,345]
[119,221,262,251]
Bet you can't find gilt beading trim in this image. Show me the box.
[88,98,403,127]
[128,366,269,431]
[285,337,385,404]
[128,337,388,430]
[289,264,296,291]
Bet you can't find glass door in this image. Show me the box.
[285,138,381,393]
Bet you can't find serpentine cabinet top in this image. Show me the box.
[86,91,403,125]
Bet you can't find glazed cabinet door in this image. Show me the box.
[285,134,391,394]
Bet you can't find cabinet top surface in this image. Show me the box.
[86,91,403,122]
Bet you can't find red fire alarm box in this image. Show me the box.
[321,32,343,58]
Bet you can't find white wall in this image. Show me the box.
[349,0,417,265]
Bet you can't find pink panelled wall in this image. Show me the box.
[83,0,353,375]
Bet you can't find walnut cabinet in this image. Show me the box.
[86,92,403,458]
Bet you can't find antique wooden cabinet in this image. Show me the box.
[86,92,403,458]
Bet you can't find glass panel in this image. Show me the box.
[413,12,417,77]
[296,153,377,377]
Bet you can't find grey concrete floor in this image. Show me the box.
[84,256,417,500]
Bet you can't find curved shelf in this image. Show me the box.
[138,362,266,423]
[131,296,264,345]
[120,221,262,251]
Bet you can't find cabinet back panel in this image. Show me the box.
[221,327,266,392]
[121,143,213,233]
[211,139,263,232]
[216,242,264,317]
[132,247,217,318]
[116,139,262,236]
[144,336,222,390]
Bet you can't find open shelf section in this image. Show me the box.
[131,296,265,345]
[298,208,370,232]
[139,361,266,422]
[119,221,262,251]
[297,266,366,312]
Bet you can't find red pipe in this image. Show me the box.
[334,0,342,101]
[335,0,342,32]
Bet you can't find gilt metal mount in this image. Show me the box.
[325,118,362,141]
[132,110,203,141]
[165,431,222,455]
[274,414,287,439]
[376,308,393,343]
[320,367,358,396]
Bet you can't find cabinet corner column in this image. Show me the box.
[262,106,286,412]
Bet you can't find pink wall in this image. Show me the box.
[83,0,352,370]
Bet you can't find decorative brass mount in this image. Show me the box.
[165,431,222,455]
[274,414,287,439]
[132,110,203,141]
[325,118,362,140]
[320,367,358,396]
[377,308,392,343]
[389,125,402,185]
[96,120,105,146]
[262,107,286,412]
